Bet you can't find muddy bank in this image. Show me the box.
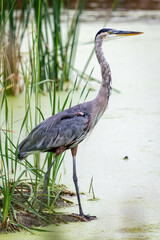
[0,186,96,233]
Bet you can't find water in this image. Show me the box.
[1,11,160,240]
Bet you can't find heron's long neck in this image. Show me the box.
[94,37,112,115]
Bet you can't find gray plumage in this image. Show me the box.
[18,105,91,159]
[18,32,111,160]
[17,28,142,218]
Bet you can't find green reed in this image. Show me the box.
[0,0,32,95]
[0,93,29,227]
[0,21,91,224]
[0,74,90,229]
[33,0,86,91]
[0,0,88,94]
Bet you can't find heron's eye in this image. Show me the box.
[108,30,111,34]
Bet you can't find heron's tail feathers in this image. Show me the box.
[17,138,30,161]
[17,136,40,160]
[18,152,28,161]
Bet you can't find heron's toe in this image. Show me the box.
[71,213,97,222]
[83,214,97,221]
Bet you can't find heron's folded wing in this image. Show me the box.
[18,111,89,153]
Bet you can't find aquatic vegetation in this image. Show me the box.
[0,0,89,94]
[0,0,91,230]
[0,68,90,231]
[0,0,32,95]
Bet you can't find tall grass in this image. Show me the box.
[32,0,87,91]
[0,73,90,230]
[0,0,88,95]
[0,10,92,226]
[0,0,32,95]
[0,93,31,228]
[0,20,90,226]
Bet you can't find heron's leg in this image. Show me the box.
[71,147,84,216]
[39,157,56,212]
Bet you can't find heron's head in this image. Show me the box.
[95,28,143,41]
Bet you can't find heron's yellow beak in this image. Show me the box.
[114,30,143,36]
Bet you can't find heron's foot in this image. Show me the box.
[71,213,97,222]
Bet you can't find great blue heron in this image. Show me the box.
[18,28,142,220]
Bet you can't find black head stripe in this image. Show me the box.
[95,28,112,40]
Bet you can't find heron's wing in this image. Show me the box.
[18,111,90,155]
